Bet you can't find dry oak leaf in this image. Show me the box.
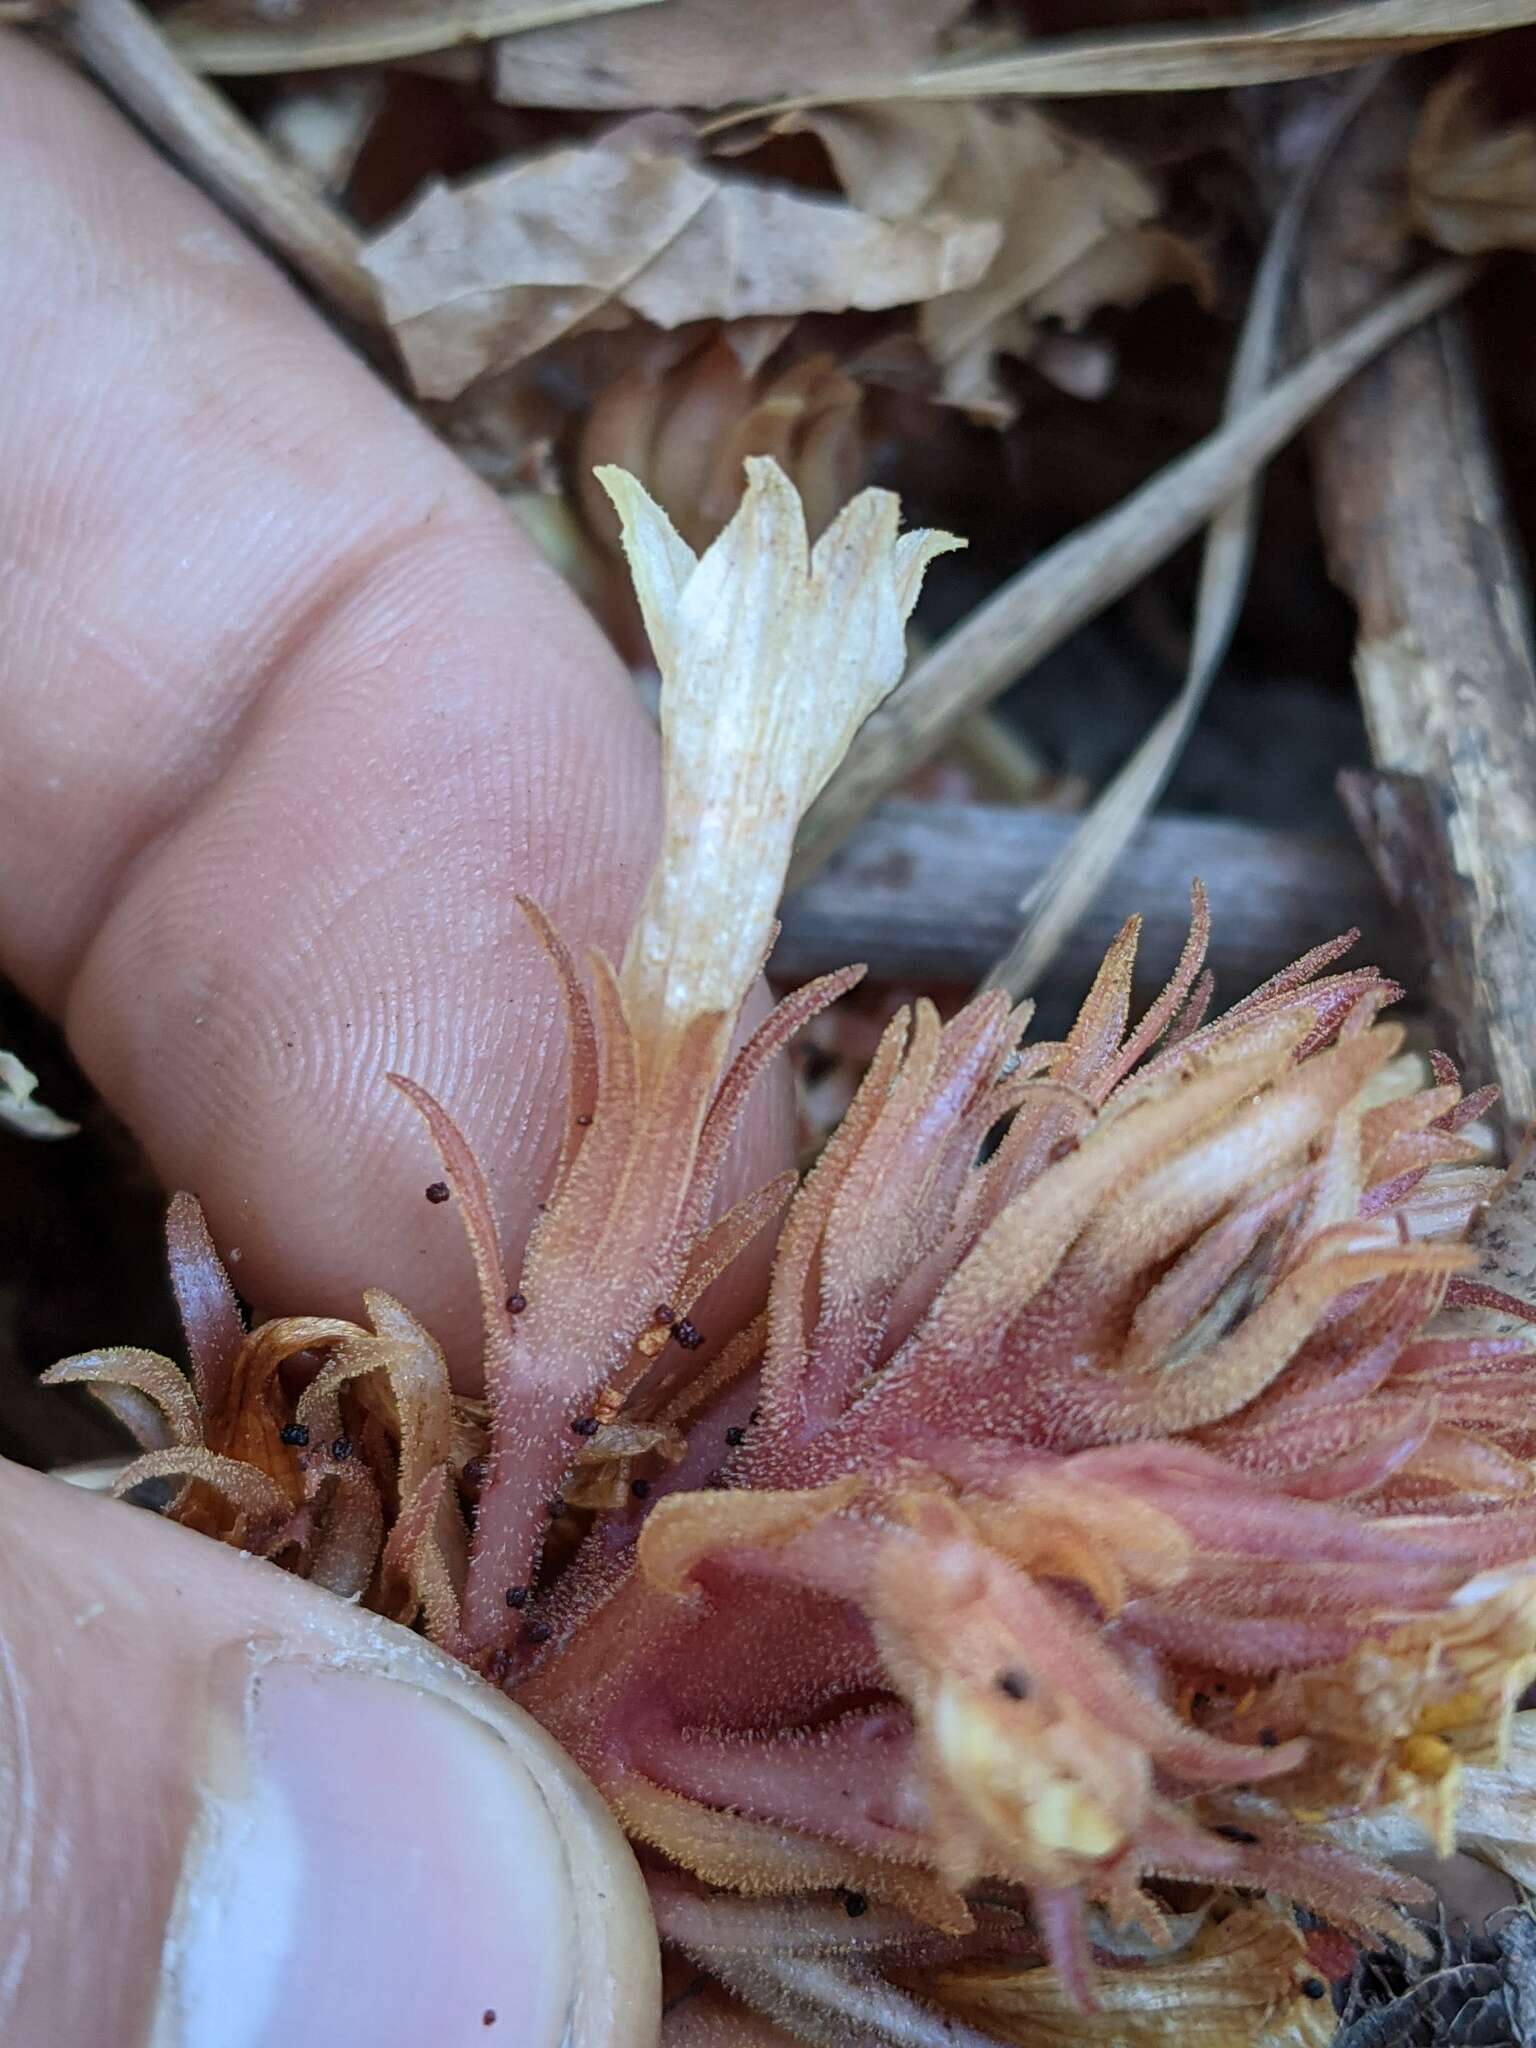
[362,143,1000,400]
[1409,65,1536,255]
[782,100,1209,419]
[912,1905,1338,2048]
[492,0,971,111]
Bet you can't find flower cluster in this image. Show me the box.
[54,462,1536,2047]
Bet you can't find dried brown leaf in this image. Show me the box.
[164,0,662,75]
[491,0,969,111]
[263,75,385,195]
[622,183,993,333]
[784,101,1206,421]
[1029,222,1213,332]
[362,144,999,400]
[1410,65,1536,254]
[757,0,1536,109]
[916,1904,1336,2047]
[578,338,867,556]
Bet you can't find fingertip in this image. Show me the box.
[58,509,658,1372]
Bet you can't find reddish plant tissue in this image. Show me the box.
[49,464,1536,2047]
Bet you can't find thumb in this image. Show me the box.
[0,1454,659,2047]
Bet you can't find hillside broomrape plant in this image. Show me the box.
[47,459,1536,2046]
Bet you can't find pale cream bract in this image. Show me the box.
[599,455,962,1052]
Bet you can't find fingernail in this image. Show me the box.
[154,1653,650,2048]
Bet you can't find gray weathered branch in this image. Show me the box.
[773,800,1407,996]
[1292,78,1536,1136]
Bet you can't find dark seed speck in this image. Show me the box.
[425,1181,450,1205]
[724,1426,745,1447]
[279,1423,309,1447]
[331,1437,353,1462]
[505,1586,528,1609]
[996,1670,1030,1701]
[1301,1979,1327,2001]
[843,1892,868,1918]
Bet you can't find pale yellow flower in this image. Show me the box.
[598,456,962,1054]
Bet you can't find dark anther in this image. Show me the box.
[483,2012,498,2028]
[279,1422,310,1447]
[571,1416,601,1438]
[843,1892,868,1918]
[523,1619,553,1645]
[1213,1824,1258,1844]
[653,1303,676,1325]
[575,1113,593,1127]
[724,1425,746,1447]
[548,1495,567,1517]
[1190,1691,1211,1714]
[1258,1728,1279,1748]
[996,1670,1030,1701]
[1301,1979,1328,2002]
[425,1181,450,1204]
[330,1437,353,1462]
[461,1457,487,1492]
[505,1291,527,1314]
[505,1586,528,1609]
[673,1318,703,1350]
[630,1478,652,1501]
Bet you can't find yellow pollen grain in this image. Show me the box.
[1399,1733,1456,1780]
